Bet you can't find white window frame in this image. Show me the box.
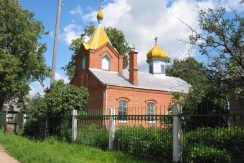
[102,55,110,70]
[118,100,128,123]
[147,102,155,123]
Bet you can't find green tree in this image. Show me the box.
[0,0,48,110]
[166,57,213,106]
[167,57,229,129]
[63,24,132,79]
[188,7,244,97]
[24,80,88,140]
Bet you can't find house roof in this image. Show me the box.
[89,68,191,93]
[83,24,112,50]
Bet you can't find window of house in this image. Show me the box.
[118,100,128,121]
[147,102,155,122]
[161,64,165,74]
[81,57,86,70]
[102,55,110,70]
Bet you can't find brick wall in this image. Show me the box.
[71,43,174,128]
[87,72,105,113]
[106,86,172,114]
[88,43,122,72]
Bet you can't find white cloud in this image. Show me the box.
[28,73,70,97]
[70,5,83,17]
[62,24,82,45]
[79,0,243,72]
[29,81,46,97]
[55,72,69,83]
[82,0,205,71]
[219,0,244,12]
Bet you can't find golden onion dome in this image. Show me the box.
[147,37,167,60]
[97,8,104,21]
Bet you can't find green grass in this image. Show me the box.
[0,131,151,163]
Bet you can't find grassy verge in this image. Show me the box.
[0,131,150,163]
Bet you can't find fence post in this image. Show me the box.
[71,110,77,143]
[109,108,116,150]
[172,104,182,162]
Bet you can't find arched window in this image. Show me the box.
[81,57,86,70]
[102,55,110,70]
[118,100,128,121]
[147,102,155,122]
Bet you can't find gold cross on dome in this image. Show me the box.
[155,37,158,45]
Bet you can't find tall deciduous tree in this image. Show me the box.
[167,57,229,129]
[0,0,49,110]
[63,24,132,79]
[188,7,244,96]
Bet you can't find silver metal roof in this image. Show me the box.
[89,68,191,93]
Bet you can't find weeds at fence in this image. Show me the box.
[184,127,244,162]
[114,126,172,160]
[76,124,108,150]
[76,114,244,162]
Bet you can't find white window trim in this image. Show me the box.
[147,102,156,123]
[102,55,110,70]
[118,100,128,123]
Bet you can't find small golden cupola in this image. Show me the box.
[82,5,112,50]
[147,37,167,60]
[147,37,168,76]
[97,7,104,22]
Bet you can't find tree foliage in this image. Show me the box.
[24,80,88,140]
[0,0,49,110]
[166,57,210,105]
[167,57,229,129]
[63,24,132,79]
[188,7,244,96]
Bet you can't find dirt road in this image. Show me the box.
[0,145,20,163]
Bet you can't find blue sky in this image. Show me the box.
[19,0,101,82]
[19,0,243,96]
[19,0,105,95]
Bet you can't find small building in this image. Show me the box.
[71,7,190,119]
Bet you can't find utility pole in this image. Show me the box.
[50,0,62,86]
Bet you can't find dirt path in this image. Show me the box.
[0,145,20,163]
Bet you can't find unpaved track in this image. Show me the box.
[0,145,20,163]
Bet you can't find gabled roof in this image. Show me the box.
[83,25,112,50]
[89,68,191,93]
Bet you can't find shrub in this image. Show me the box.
[183,144,231,163]
[76,124,108,150]
[24,80,88,140]
[114,126,172,159]
[184,127,244,162]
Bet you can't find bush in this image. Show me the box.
[114,126,172,159]
[183,144,231,162]
[23,117,46,139]
[76,124,108,150]
[184,127,244,161]
[24,80,88,140]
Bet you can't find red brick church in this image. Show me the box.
[70,7,190,117]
